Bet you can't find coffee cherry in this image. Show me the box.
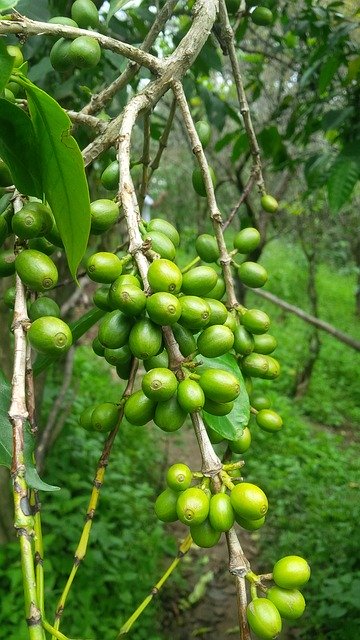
[71,0,100,28]
[205,423,225,443]
[199,369,240,404]
[197,325,234,358]
[6,44,24,68]
[195,120,212,148]
[3,286,16,309]
[203,276,226,300]
[261,194,279,212]
[181,266,218,296]
[253,333,277,355]
[235,515,266,531]
[224,311,237,332]
[229,426,251,454]
[100,161,119,191]
[233,325,254,356]
[0,215,8,246]
[92,337,105,357]
[104,344,132,366]
[176,487,209,525]
[238,261,268,288]
[142,367,178,402]
[154,395,187,432]
[50,39,75,73]
[69,36,101,69]
[177,378,205,413]
[15,250,58,291]
[251,395,272,411]
[28,237,56,256]
[143,230,176,261]
[91,402,119,432]
[195,234,219,263]
[28,316,72,356]
[12,202,52,239]
[178,296,211,332]
[93,285,112,311]
[49,16,79,27]
[172,323,197,356]
[205,298,228,325]
[246,598,282,639]
[143,349,169,371]
[147,258,182,294]
[98,310,133,349]
[124,390,156,426]
[203,398,234,416]
[166,463,193,492]
[241,354,280,380]
[267,586,306,620]
[192,165,216,197]
[256,409,283,432]
[230,482,268,520]
[128,318,162,360]
[110,284,147,316]
[86,252,123,284]
[28,296,60,322]
[115,361,133,380]
[251,7,274,27]
[190,518,221,548]
[209,493,235,532]
[79,406,94,431]
[272,556,311,589]
[154,488,179,522]
[146,292,181,325]
[233,227,260,253]
[90,199,118,234]
[241,308,270,334]
[147,218,180,247]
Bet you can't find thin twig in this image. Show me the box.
[218,0,265,196]
[52,360,139,638]
[149,97,177,177]
[0,16,163,74]
[222,173,257,231]
[138,112,151,213]
[80,0,179,116]
[172,80,238,308]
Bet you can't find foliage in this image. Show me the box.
[0,347,168,640]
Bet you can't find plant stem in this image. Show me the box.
[9,196,45,640]
[52,361,138,639]
[116,534,192,638]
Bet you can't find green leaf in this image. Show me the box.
[327,144,360,213]
[107,0,130,25]
[15,76,91,280]
[0,40,14,93]
[318,56,340,94]
[214,131,238,153]
[0,0,18,9]
[199,354,250,441]
[0,371,59,491]
[0,99,43,198]
[231,132,249,163]
[33,307,106,376]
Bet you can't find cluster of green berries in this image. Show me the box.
[247,555,310,639]
[155,462,269,544]
[49,0,102,72]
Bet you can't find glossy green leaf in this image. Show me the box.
[107,0,129,25]
[0,99,43,198]
[15,76,91,280]
[0,0,18,9]
[327,144,360,214]
[0,40,14,93]
[200,354,250,441]
[0,371,59,491]
[33,308,106,376]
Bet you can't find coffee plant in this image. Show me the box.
[2,0,346,638]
